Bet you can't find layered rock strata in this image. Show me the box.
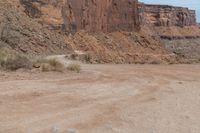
[139,4,196,27]
[20,0,140,33]
[20,0,197,31]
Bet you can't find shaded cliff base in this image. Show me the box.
[66,26,200,64]
[65,31,177,64]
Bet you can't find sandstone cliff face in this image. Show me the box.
[63,0,139,32]
[20,0,140,33]
[139,4,196,27]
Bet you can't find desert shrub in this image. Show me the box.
[95,58,101,64]
[149,59,163,64]
[41,59,64,72]
[0,48,12,64]
[133,60,146,64]
[0,52,6,65]
[0,50,6,58]
[1,55,32,71]
[31,55,46,64]
[83,54,92,63]
[69,53,79,60]
[0,49,67,72]
[67,63,81,73]
[41,63,53,72]
[0,48,33,71]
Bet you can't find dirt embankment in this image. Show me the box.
[66,31,175,64]
[0,0,73,55]
[152,26,200,61]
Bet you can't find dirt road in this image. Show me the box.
[0,64,200,133]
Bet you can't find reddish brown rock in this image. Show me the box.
[20,0,140,33]
[139,3,196,27]
[63,0,139,32]
[19,0,197,31]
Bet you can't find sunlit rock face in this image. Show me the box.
[139,3,196,27]
[19,0,197,32]
[20,0,140,33]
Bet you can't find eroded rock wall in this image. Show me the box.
[20,0,140,33]
[139,4,196,27]
[0,0,73,54]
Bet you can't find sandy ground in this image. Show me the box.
[0,64,200,133]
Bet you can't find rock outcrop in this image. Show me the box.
[20,0,140,33]
[139,3,196,27]
[20,0,197,32]
[153,26,200,61]
[0,0,72,54]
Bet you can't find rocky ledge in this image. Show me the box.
[139,3,196,27]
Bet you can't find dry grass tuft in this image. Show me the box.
[149,60,163,64]
[0,48,32,71]
[1,55,32,71]
[41,59,64,72]
[67,63,81,73]
[0,48,80,72]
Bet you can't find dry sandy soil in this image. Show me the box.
[0,64,200,133]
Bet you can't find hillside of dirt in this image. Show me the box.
[0,0,72,55]
[66,31,174,64]
[152,26,200,61]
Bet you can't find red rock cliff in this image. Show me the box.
[20,0,140,33]
[139,3,196,27]
[19,0,197,31]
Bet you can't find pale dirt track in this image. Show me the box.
[0,64,200,133]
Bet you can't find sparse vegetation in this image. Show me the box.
[1,55,32,71]
[67,63,81,73]
[133,60,145,64]
[132,58,164,64]
[69,53,79,60]
[0,48,32,71]
[83,54,92,63]
[41,59,64,72]
[0,48,66,72]
[149,60,163,64]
